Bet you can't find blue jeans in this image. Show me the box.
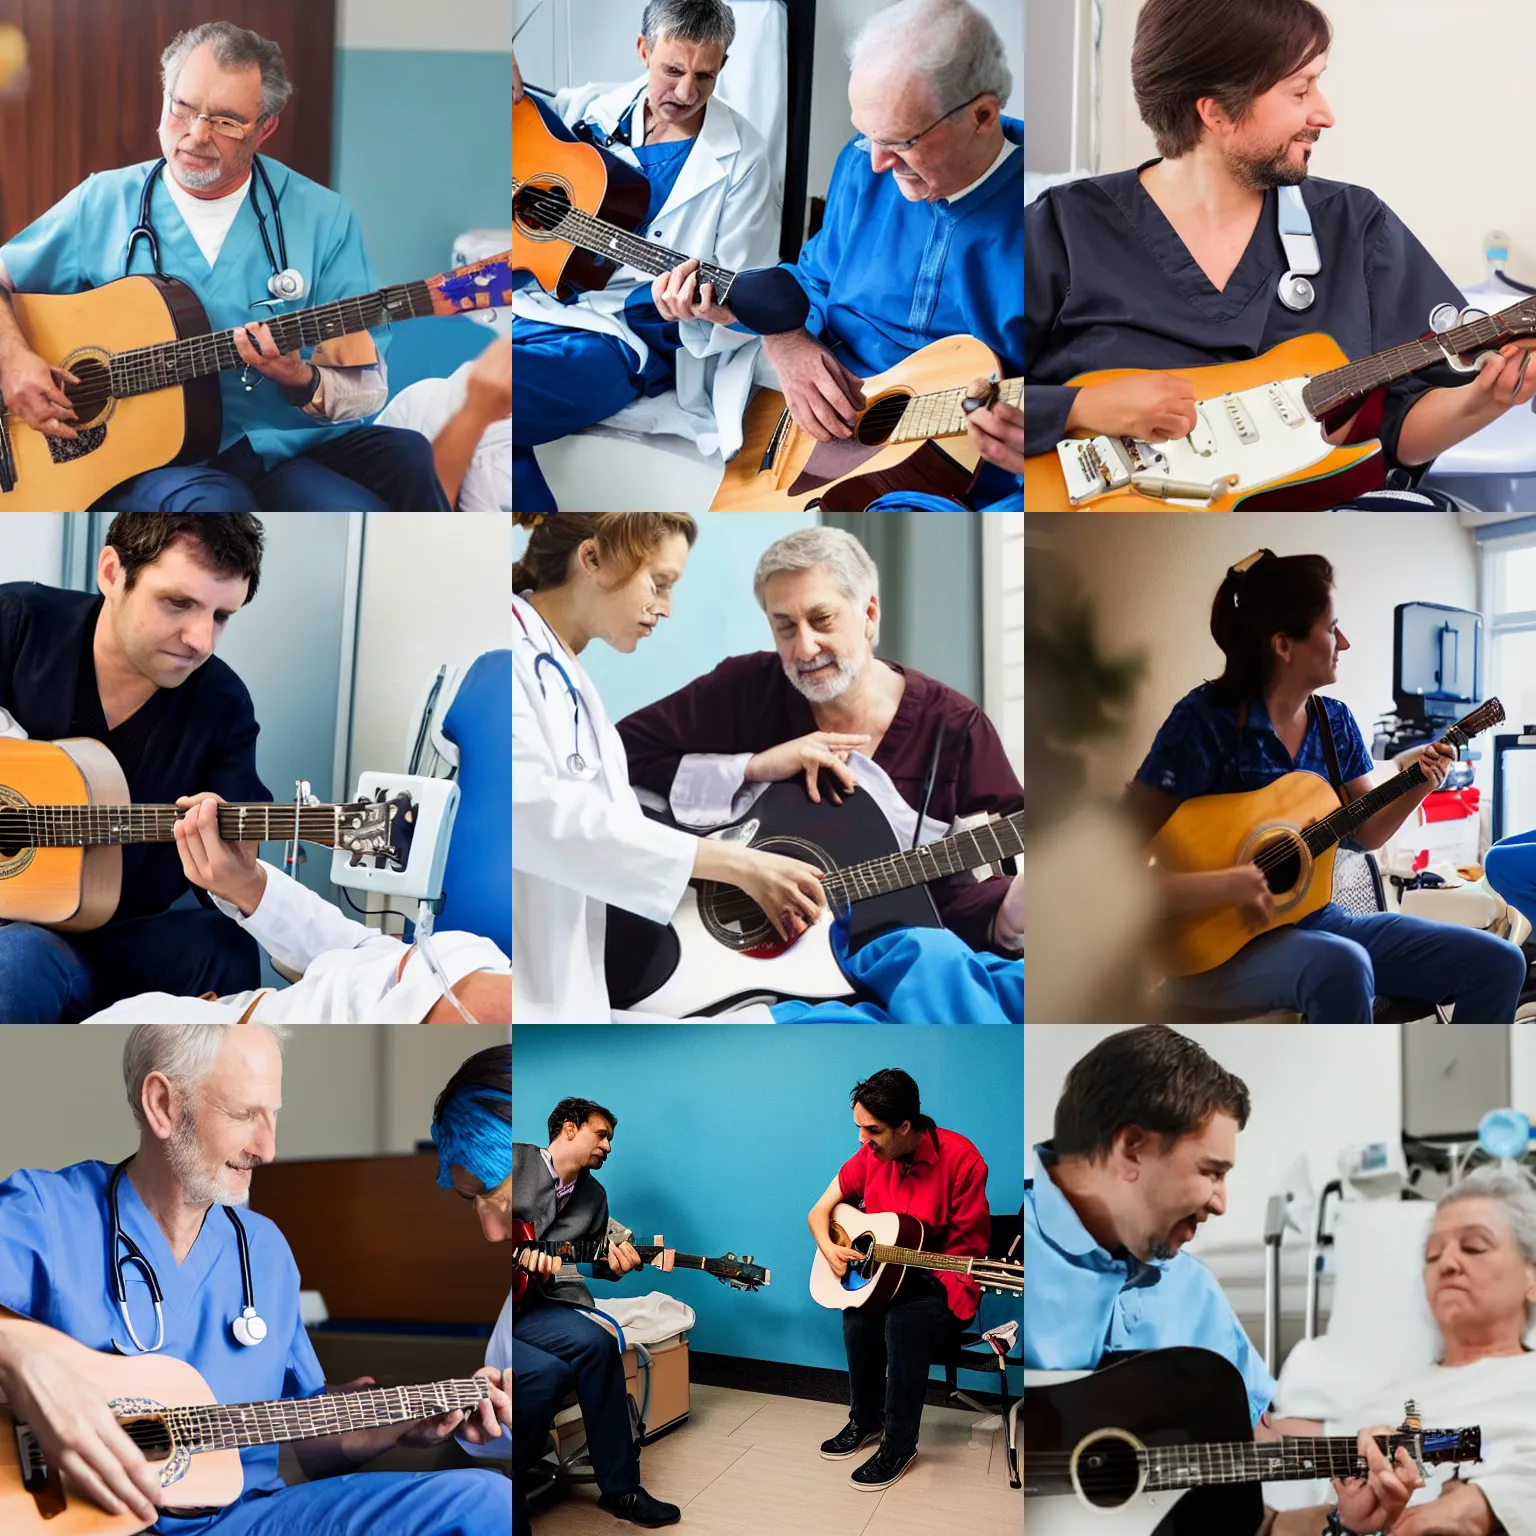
[96,426,449,511]
[0,907,260,1022]
[1162,902,1528,1023]
[182,1469,511,1535]
[1485,829,1536,932]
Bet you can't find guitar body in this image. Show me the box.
[0,277,220,512]
[1149,770,1343,976]
[603,781,943,1016]
[513,94,652,301]
[711,334,991,511]
[809,1205,924,1311]
[0,738,129,930]
[1022,1349,1263,1536]
[1021,334,1385,512]
[0,1341,240,1535]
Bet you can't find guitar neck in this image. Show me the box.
[865,1241,1020,1286]
[516,1235,727,1276]
[893,377,1024,445]
[823,811,1023,912]
[11,802,353,848]
[137,1379,488,1455]
[1145,1434,1409,1490]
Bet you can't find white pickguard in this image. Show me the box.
[1055,375,1346,507]
[631,889,852,1018]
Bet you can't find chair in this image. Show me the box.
[935,1210,1022,1489]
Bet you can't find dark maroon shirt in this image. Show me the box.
[616,652,1022,953]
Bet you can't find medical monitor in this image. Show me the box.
[1393,602,1482,725]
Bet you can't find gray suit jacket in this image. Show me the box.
[513,1141,614,1310]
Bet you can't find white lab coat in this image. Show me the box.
[513,77,778,459]
[512,593,698,1023]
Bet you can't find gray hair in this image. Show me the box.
[161,22,294,121]
[641,0,736,54]
[1438,1162,1536,1265]
[753,527,882,647]
[849,0,1012,114]
[124,1023,289,1132]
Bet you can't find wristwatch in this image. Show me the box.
[281,362,322,407]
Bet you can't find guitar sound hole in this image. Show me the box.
[1072,1430,1142,1509]
[64,356,112,428]
[1262,842,1302,894]
[514,181,571,234]
[854,394,907,447]
[0,840,19,859]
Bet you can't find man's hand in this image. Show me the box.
[605,1240,646,1275]
[464,335,512,424]
[745,731,871,806]
[232,322,312,390]
[1223,863,1277,931]
[0,347,80,438]
[328,1370,511,1451]
[992,869,1024,948]
[652,258,738,325]
[1393,1477,1496,1536]
[762,329,867,441]
[1333,1429,1425,1532]
[1472,340,1536,413]
[173,793,265,915]
[1066,373,1198,444]
[816,1238,866,1279]
[962,376,1024,474]
[1406,739,1456,794]
[516,1249,562,1276]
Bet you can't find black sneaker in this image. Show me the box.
[850,1442,917,1489]
[819,1418,884,1460]
[598,1486,682,1526]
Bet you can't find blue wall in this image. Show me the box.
[334,49,511,285]
[512,1025,1023,1381]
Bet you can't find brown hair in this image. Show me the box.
[1132,0,1331,159]
[1208,549,1335,706]
[1053,1025,1251,1161]
[105,513,265,601]
[512,513,699,593]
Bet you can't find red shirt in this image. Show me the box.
[838,1126,990,1321]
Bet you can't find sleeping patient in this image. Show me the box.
[83,794,510,1024]
[1264,1165,1536,1536]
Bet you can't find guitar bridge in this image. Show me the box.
[1055,434,1135,505]
[0,397,15,492]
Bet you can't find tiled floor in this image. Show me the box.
[528,1384,1021,1536]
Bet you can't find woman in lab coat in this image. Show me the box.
[513,512,827,1023]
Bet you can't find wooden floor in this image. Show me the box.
[528,1383,1021,1536]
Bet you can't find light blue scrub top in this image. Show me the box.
[1025,1144,1278,1426]
[0,1160,326,1535]
[0,157,389,469]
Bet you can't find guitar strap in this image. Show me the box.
[1308,695,1345,797]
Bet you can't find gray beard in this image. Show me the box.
[784,651,862,703]
[169,157,227,192]
[166,1112,249,1209]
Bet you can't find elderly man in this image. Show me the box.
[0,1022,511,1533]
[0,21,446,511]
[617,525,1024,956]
[511,0,778,513]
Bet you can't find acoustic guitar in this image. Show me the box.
[512,95,807,334]
[1148,699,1503,977]
[1024,1348,1481,1536]
[1023,299,1536,510]
[808,1203,1021,1312]
[0,251,512,512]
[0,738,415,931]
[513,1216,769,1304]
[0,1330,491,1536]
[711,332,1022,510]
[603,780,1023,1017]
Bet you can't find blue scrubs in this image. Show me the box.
[1025,1145,1277,1426]
[0,158,445,511]
[512,123,694,513]
[0,1161,510,1534]
[1025,166,1469,476]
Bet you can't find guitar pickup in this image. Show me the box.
[1054,434,1133,505]
[1221,392,1258,444]
[1266,381,1307,427]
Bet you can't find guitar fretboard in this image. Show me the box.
[1145,1435,1406,1489]
[867,1242,1022,1288]
[892,378,1024,444]
[0,802,356,848]
[822,811,1023,911]
[515,1234,727,1275]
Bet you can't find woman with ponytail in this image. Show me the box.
[513,513,828,1021]
[1122,549,1525,1022]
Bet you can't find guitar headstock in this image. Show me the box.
[1417,1427,1481,1466]
[340,792,416,870]
[1500,297,1536,339]
[974,1262,1024,1296]
[427,251,514,315]
[710,1252,770,1291]
[1444,697,1505,750]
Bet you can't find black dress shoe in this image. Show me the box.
[819,1417,885,1459]
[850,1441,917,1489]
[598,1486,682,1526]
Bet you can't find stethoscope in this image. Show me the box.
[573,84,649,150]
[1276,184,1321,312]
[126,153,306,305]
[107,1158,267,1355]
[514,601,599,779]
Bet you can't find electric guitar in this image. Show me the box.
[808,1204,1021,1311]
[1148,699,1503,976]
[603,780,1023,1017]
[0,251,512,511]
[711,333,1023,510]
[1023,300,1536,510]
[1023,1348,1481,1536]
[512,95,807,334]
[513,1216,769,1303]
[0,1329,492,1536]
[0,738,415,931]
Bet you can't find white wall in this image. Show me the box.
[1030,512,1481,798]
[340,0,511,50]
[984,511,1024,781]
[0,513,64,585]
[1085,0,1532,287]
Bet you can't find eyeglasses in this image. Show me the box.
[853,93,985,154]
[166,97,259,140]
